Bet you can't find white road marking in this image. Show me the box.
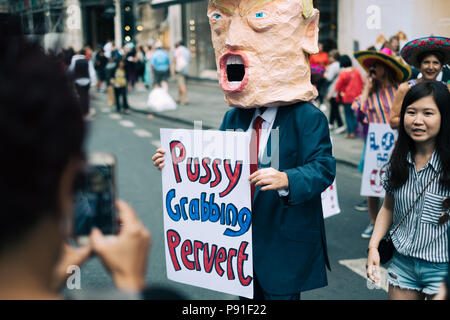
[109,114,122,120]
[133,129,153,138]
[151,140,161,148]
[339,258,389,292]
[119,120,135,128]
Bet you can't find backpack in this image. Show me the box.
[73,58,89,80]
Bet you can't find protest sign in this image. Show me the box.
[322,179,340,219]
[160,128,253,298]
[360,123,397,197]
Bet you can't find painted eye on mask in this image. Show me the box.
[247,10,273,31]
[213,13,222,20]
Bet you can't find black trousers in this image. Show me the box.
[114,87,129,112]
[329,97,343,127]
[75,84,90,116]
[239,275,301,300]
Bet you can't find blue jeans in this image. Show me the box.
[387,251,449,296]
[343,103,357,134]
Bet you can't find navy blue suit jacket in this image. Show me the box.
[219,102,336,295]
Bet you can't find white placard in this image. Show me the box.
[322,179,340,219]
[360,123,398,197]
[160,128,253,298]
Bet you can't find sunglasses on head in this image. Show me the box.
[439,197,450,225]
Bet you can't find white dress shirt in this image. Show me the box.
[247,107,289,196]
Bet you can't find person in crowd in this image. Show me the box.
[173,40,191,105]
[136,45,147,84]
[153,0,336,300]
[310,63,326,107]
[333,55,364,139]
[68,48,97,116]
[84,45,92,60]
[366,81,450,300]
[94,48,108,92]
[143,44,155,89]
[352,48,411,238]
[124,44,138,91]
[380,42,393,56]
[110,59,130,114]
[111,44,123,62]
[105,57,118,107]
[103,40,113,59]
[0,30,153,300]
[62,47,75,69]
[388,35,400,57]
[325,49,345,133]
[310,42,330,107]
[390,36,450,130]
[374,34,388,52]
[397,31,409,52]
[151,41,171,90]
[310,42,330,67]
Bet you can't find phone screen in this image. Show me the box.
[73,153,118,237]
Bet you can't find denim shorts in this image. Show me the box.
[387,251,449,296]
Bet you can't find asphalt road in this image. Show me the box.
[72,95,387,300]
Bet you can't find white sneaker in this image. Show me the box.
[320,104,327,112]
[334,126,346,134]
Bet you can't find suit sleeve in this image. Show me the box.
[282,109,336,205]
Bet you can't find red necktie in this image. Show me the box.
[250,116,264,202]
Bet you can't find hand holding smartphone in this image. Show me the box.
[71,153,151,291]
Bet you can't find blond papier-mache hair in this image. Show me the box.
[208,0,315,19]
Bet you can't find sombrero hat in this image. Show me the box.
[400,36,450,68]
[354,50,412,83]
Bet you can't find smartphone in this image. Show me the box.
[73,152,119,246]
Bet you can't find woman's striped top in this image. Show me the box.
[383,151,450,263]
[352,86,397,124]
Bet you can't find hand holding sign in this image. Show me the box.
[152,148,166,170]
[249,168,289,191]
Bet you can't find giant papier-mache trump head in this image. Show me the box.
[208,0,320,108]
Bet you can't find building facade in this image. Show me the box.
[338,0,450,56]
[6,0,168,51]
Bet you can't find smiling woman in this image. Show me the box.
[366,81,450,300]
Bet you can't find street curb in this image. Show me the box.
[130,106,359,169]
[129,106,215,130]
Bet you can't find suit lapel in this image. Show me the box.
[233,108,254,131]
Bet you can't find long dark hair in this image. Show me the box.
[386,81,450,190]
[0,16,86,250]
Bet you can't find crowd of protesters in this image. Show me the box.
[57,39,190,116]
[0,8,449,300]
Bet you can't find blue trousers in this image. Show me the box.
[343,103,357,134]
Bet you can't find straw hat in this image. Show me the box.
[354,50,412,83]
[400,36,450,68]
